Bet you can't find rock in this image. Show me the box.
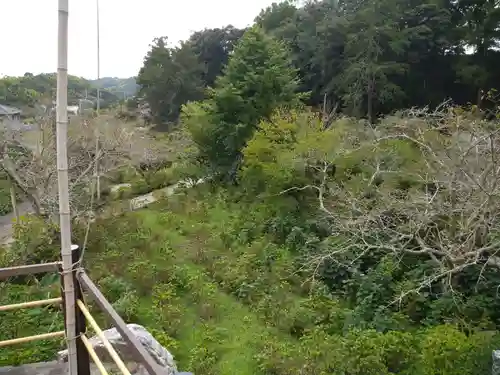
[57,324,178,375]
[493,350,500,375]
[129,193,157,210]
[110,183,132,193]
[0,361,66,375]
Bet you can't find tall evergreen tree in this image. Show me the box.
[184,26,302,177]
[137,37,204,126]
[187,26,245,88]
[338,0,412,121]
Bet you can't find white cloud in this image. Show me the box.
[0,0,276,79]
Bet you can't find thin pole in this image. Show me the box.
[56,1,78,374]
[76,300,132,375]
[0,297,62,312]
[0,331,66,348]
[81,334,110,375]
[96,0,101,114]
[95,0,101,200]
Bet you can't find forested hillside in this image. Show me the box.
[0,73,126,109]
[90,77,139,98]
[2,0,500,374]
[138,0,500,126]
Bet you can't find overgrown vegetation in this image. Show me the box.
[3,178,500,373]
[3,0,500,373]
[183,26,302,177]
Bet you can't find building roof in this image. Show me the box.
[0,104,21,116]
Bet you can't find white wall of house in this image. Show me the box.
[67,106,79,116]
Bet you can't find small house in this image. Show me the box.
[49,101,81,116]
[0,104,21,121]
[67,105,79,116]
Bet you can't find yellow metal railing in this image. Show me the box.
[0,296,128,375]
[0,258,162,375]
[0,263,64,348]
[0,330,66,348]
[0,297,62,312]
[76,299,130,375]
[76,271,162,375]
[81,333,109,375]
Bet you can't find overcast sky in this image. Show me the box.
[0,0,277,79]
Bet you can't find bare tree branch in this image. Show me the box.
[280,108,500,304]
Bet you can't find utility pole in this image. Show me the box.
[95,0,101,200]
[96,0,101,114]
[119,91,126,112]
[56,0,78,374]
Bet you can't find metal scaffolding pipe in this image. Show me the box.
[0,297,62,312]
[0,331,65,347]
[81,333,109,375]
[76,300,131,375]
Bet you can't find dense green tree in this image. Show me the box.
[187,26,245,88]
[183,26,302,177]
[256,0,345,106]
[136,0,500,124]
[337,0,412,121]
[137,37,204,126]
[137,27,245,125]
[137,37,173,122]
[255,1,298,41]
[453,0,500,106]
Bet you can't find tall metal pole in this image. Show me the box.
[56,1,78,374]
[95,0,101,200]
[96,0,101,114]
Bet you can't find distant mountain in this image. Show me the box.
[0,73,125,110]
[89,77,139,98]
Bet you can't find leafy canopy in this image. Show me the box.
[183,26,303,176]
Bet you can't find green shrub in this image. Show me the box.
[146,168,176,190]
[3,146,500,373]
[0,171,21,216]
[415,325,500,375]
[0,282,64,366]
[9,215,59,266]
[130,179,152,195]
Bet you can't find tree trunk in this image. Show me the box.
[367,81,374,124]
[476,43,486,109]
[322,92,328,123]
[8,177,19,223]
[476,88,483,109]
[2,161,43,216]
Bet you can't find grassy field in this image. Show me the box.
[0,186,309,372]
[83,195,301,375]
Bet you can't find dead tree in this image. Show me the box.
[282,108,500,303]
[0,116,137,220]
